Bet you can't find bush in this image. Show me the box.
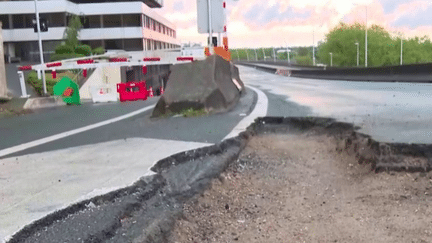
[50,53,84,61]
[295,55,313,66]
[92,46,105,55]
[26,71,59,96]
[75,44,92,56]
[55,45,74,54]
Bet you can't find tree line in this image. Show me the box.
[232,22,432,67]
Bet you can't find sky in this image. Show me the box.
[154,0,432,48]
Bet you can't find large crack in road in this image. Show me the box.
[7,117,432,242]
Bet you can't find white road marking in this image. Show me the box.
[223,85,268,140]
[0,105,156,158]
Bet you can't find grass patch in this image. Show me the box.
[180,108,208,117]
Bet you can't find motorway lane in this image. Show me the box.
[1,87,255,158]
[239,65,432,143]
[0,98,158,152]
[0,87,260,242]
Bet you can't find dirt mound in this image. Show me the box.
[152,55,244,117]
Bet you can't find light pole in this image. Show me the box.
[312,28,316,66]
[236,49,240,61]
[273,47,276,62]
[365,6,368,67]
[246,49,249,61]
[355,42,359,66]
[254,48,258,61]
[34,0,47,94]
[286,43,290,63]
[330,52,333,67]
[400,35,403,66]
[262,48,266,61]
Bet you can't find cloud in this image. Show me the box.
[392,1,432,28]
[155,0,432,48]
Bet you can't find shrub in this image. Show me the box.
[92,46,105,55]
[295,55,313,66]
[50,53,84,61]
[26,71,59,96]
[75,44,92,56]
[55,44,74,54]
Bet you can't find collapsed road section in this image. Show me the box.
[7,117,432,242]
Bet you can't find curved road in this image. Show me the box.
[239,65,432,144]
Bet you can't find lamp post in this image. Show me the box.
[400,35,403,66]
[262,48,266,61]
[355,42,359,66]
[312,28,316,66]
[254,48,258,61]
[330,52,333,67]
[273,47,276,62]
[246,49,249,61]
[34,0,47,94]
[286,43,290,63]
[365,6,368,67]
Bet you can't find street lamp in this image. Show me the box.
[254,48,258,61]
[312,28,316,66]
[246,49,249,61]
[262,48,266,61]
[329,52,333,67]
[34,0,47,94]
[400,35,403,66]
[355,42,359,66]
[365,6,368,67]
[285,43,290,63]
[273,47,276,62]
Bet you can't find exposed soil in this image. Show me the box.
[169,132,432,243]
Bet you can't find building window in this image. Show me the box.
[124,39,143,51]
[12,14,34,29]
[147,39,151,50]
[0,15,10,29]
[103,14,122,28]
[123,14,140,27]
[145,15,150,28]
[40,12,65,27]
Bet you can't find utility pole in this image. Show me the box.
[262,48,266,61]
[34,0,47,94]
[330,52,333,67]
[400,35,403,65]
[365,6,368,67]
[355,42,359,66]
[273,47,276,62]
[254,48,257,61]
[286,44,290,63]
[312,28,316,66]
[237,49,240,61]
[0,22,8,99]
[246,49,249,61]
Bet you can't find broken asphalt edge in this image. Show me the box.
[7,117,432,243]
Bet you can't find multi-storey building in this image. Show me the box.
[0,0,180,62]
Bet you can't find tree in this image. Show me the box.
[64,15,82,49]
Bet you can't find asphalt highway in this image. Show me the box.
[239,65,432,144]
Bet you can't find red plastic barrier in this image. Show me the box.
[116,81,148,102]
[77,59,94,64]
[177,57,194,61]
[46,62,62,68]
[18,65,32,71]
[143,57,161,62]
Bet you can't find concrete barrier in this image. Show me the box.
[89,84,118,103]
[152,55,245,117]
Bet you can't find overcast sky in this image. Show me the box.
[155,0,432,48]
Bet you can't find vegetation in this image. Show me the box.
[26,70,80,96]
[232,22,432,67]
[51,15,105,61]
[317,22,432,67]
[181,108,208,117]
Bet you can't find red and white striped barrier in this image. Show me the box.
[276,69,292,77]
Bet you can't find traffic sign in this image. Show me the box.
[197,0,226,34]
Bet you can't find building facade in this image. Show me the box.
[0,0,179,62]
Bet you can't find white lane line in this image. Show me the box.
[0,105,156,158]
[223,85,268,140]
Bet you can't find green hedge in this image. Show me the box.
[55,44,74,54]
[75,44,92,56]
[92,46,105,55]
[26,71,58,96]
[50,53,84,61]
